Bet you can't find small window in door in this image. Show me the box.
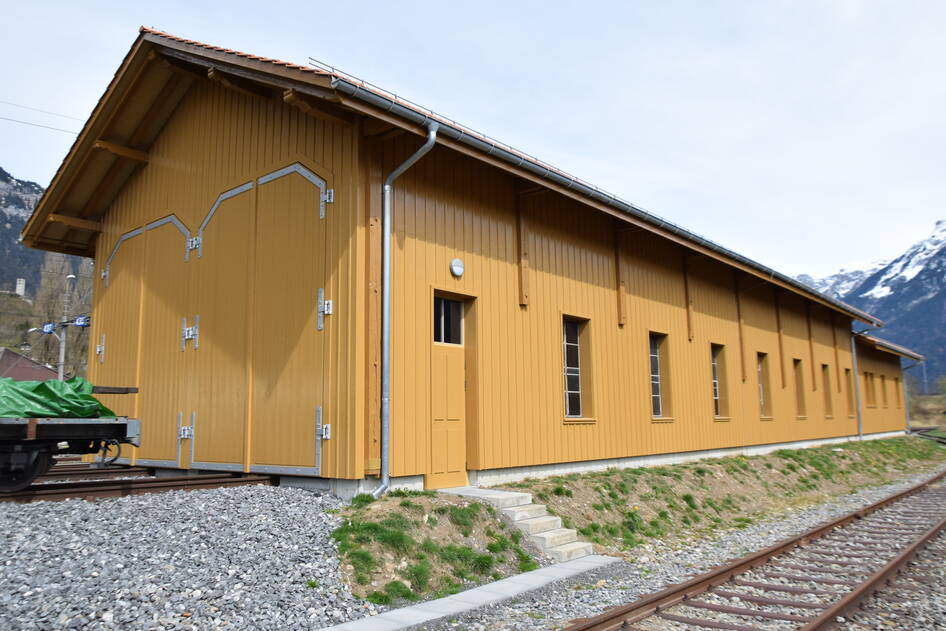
[434,297,463,344]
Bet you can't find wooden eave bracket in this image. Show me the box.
[93,140,148,163]
[48,213,103,233]
[283,88,355,125]
[208,66,274,99]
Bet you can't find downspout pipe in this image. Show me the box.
[850,329,872,440]
[373,121,439,498]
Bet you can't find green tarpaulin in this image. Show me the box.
[0,377,115,419]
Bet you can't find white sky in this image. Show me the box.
[1,1,943,277]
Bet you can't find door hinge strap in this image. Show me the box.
[317,289,332,330]
[187,236,202,251]
[96,334,105,363]
[181,315,200,351]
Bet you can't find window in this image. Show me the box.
[822,364,832,418]
[433,297,462,344]
[563,320,582,417]
[649,333,670,418]
[845,368,855,417]
[881,375,888,408]
[894,378,902,409]
[710,344,728,417]
[757,353,772,418]
[864,372,876,407]
[563,317,593,419]
[793,358,806,418]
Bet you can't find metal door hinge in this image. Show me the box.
[178,425,194,440]
[317,289,332,330]
[324,189,334,204]
[96,334,106,363]
[316,407,331,440]
[187,236,202,251]
[181,316,200,351]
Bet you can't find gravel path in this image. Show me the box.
[0,486,379,630]
[418,465,946,631]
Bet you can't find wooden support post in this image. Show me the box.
[93,140,148,163]
[207,66,273,99]
[774,288,786,388]
[734,272,747,382]
[806,303,817,391]
[48,214,103,233]
[682,253,694,342]
[515,191,530,307]
[831,313,842,392]
[364,133,382,474]
[614,230,626,326]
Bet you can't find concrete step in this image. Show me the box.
[514,515,562,534]
[545,540,594,562]
[438,486,532,508]
[501,503,548,521]
[530,527,577,550]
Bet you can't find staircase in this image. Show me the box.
[439,486,593,562]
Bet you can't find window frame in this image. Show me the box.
[757,352,772,419]
[845,368,855,418]
[822,363,833,418]
[710,344,729,419]
[649,332,671,420]
[793,358,807,419]
[433,296,463,345]
[562,315,594,422]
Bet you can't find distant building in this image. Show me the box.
[0,348,57,382]
[14,278,25,297]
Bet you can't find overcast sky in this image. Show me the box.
[2,1,943,277]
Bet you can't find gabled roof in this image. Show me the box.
[859,335,924,362]
[23,27,883,327]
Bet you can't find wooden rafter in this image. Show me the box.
[93,140,148,163]
[208,66,273,99]
[48,214,103,233]
[283,88,355,125]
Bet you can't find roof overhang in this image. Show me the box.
[23,27,883,328]
[858,335,924,362]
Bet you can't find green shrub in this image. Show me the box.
[350,493,376,508]
[404,559,432,591]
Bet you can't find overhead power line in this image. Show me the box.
[0,99,85,122]
[0,115,78,135]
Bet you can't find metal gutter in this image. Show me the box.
[330,76,881,327]
[373,122,440,498]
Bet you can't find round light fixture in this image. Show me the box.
[450,258,465,278]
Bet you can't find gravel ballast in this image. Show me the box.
[0,486,378,630]
[417,465,946,631]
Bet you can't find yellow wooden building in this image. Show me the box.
[22,29,921,495]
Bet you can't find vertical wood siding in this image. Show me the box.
[91,80,363,478]
[379,139,907,478]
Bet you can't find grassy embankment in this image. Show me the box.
[328,490,539,605]
[911,393,946,434]
[501,436,945,555]
[325,437,944,607]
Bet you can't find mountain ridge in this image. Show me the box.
[799,220,946,385]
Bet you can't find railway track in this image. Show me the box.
[912,427,946,446]
[1,473,274,503]
[564,469,946,631]
[35,464,152,483]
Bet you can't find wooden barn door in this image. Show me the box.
[135,220,191,467]
[427,296,468,489]
[188,186,255,470]
[88,230,145,463]
[250,166,328,473]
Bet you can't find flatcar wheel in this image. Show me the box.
[0,451,53,493]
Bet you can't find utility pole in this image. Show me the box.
[57,274,77,381]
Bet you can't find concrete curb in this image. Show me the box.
[318,554,619,631]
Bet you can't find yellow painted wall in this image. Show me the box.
[856,343,909,435]
[379,138,907,478]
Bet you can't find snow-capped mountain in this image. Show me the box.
[799,220,946,384]
[0,167,47,295]
[1,167,43,220]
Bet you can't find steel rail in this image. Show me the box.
[35,465,151,483]
[1,473,273,503]
[801,511,946,629]
[563,467,946,631]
